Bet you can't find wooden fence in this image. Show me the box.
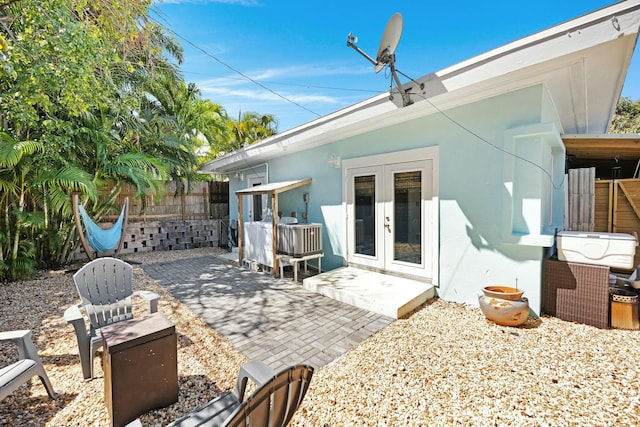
[594,178,640,269]
[99,181,229,221]
[567,168,596,231]
[76,181,230,259]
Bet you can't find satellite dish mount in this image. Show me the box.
[347,13,420,107]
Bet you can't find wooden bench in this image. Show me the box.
[0,330,56,401]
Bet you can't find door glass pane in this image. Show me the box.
[253,195,263,221]
[394,171,422,264]
[252,184,263,221]
[354,175,376,256]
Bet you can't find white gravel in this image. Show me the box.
[1,247,639,427]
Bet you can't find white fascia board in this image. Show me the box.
[200,93,396,173]
[201,1,640,175]
[436,2,640,93]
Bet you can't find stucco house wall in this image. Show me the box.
[228,83,564,314]
[212,2,640,319]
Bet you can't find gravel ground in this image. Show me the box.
[1,247,640,426]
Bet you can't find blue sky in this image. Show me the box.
[152,1,640,132]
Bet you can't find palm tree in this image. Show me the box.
[0,131,95,276]
[142,76,227,176]
[0,0,281,273]
[0,0,202,271]
[221,111,278,153]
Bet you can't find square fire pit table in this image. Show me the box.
[102,312,178,427]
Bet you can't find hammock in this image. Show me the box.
[73,194,129,260]
[78,203,125,252]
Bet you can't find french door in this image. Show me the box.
[247,175,266,221]
[346,159,434,278]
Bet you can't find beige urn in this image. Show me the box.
[479,286,530,327]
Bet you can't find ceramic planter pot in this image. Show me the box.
[482,286,524,301]
[479,286,529,327]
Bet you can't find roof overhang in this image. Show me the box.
[563,134,640,160]
[202,1,640,175]
[235,178,312,195]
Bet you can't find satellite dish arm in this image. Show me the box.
[388,55,413,107]
[346,13,415,108]
[346,33,378,67]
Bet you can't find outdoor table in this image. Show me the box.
[277,252,323,282]
[102,312,178,427]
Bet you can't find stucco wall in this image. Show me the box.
[229,84,565,314]
[433,86,565,314]
[228,164,268,220]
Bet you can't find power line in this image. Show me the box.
[150,15,321,118]
[255,80,380,94]
[154,11,560,187]
[410,90,561,190]
[181,69,381,94]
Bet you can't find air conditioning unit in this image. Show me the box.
[277,223,323,257]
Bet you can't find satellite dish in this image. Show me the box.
[347,12,421,107]
[374,13,403,73]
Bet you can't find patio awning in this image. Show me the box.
[235,178,312,277]
[563,134,640,177]
[563,135,640,160]
[235,178,312,195]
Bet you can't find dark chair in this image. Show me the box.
[167,361,314,427]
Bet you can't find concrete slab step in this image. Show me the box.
[303,267,435,319]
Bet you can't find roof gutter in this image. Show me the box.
[200,93,393,174]
[201,0,640,175]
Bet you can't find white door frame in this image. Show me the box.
[345,165,384,269]
[247,173,267,221]
[383,159,433,277]
[342,147,439,283]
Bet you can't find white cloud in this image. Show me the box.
[246,63,372,81]
[192,62,373,90]
[187,61,380,129]
[199,85,341,105]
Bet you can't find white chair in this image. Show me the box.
[0,329,56,401]
[64,257,160,380]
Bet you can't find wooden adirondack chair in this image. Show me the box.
[0,330,57,401]
[64,257,160,380]
[165,361,314,427]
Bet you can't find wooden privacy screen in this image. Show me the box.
[594,178,640,269]
[102,181,229,222]
[567,168,596,231]
[117,181,210,220]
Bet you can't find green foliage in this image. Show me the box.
[0,132,44,167]
[1,0,114,134]
[0,0,281,277]
[0,0,232,278]
[7,240,36,280]
[610,97,640,133]
[204,111,278,161]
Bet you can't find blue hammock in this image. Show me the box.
[78,203,126,253]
